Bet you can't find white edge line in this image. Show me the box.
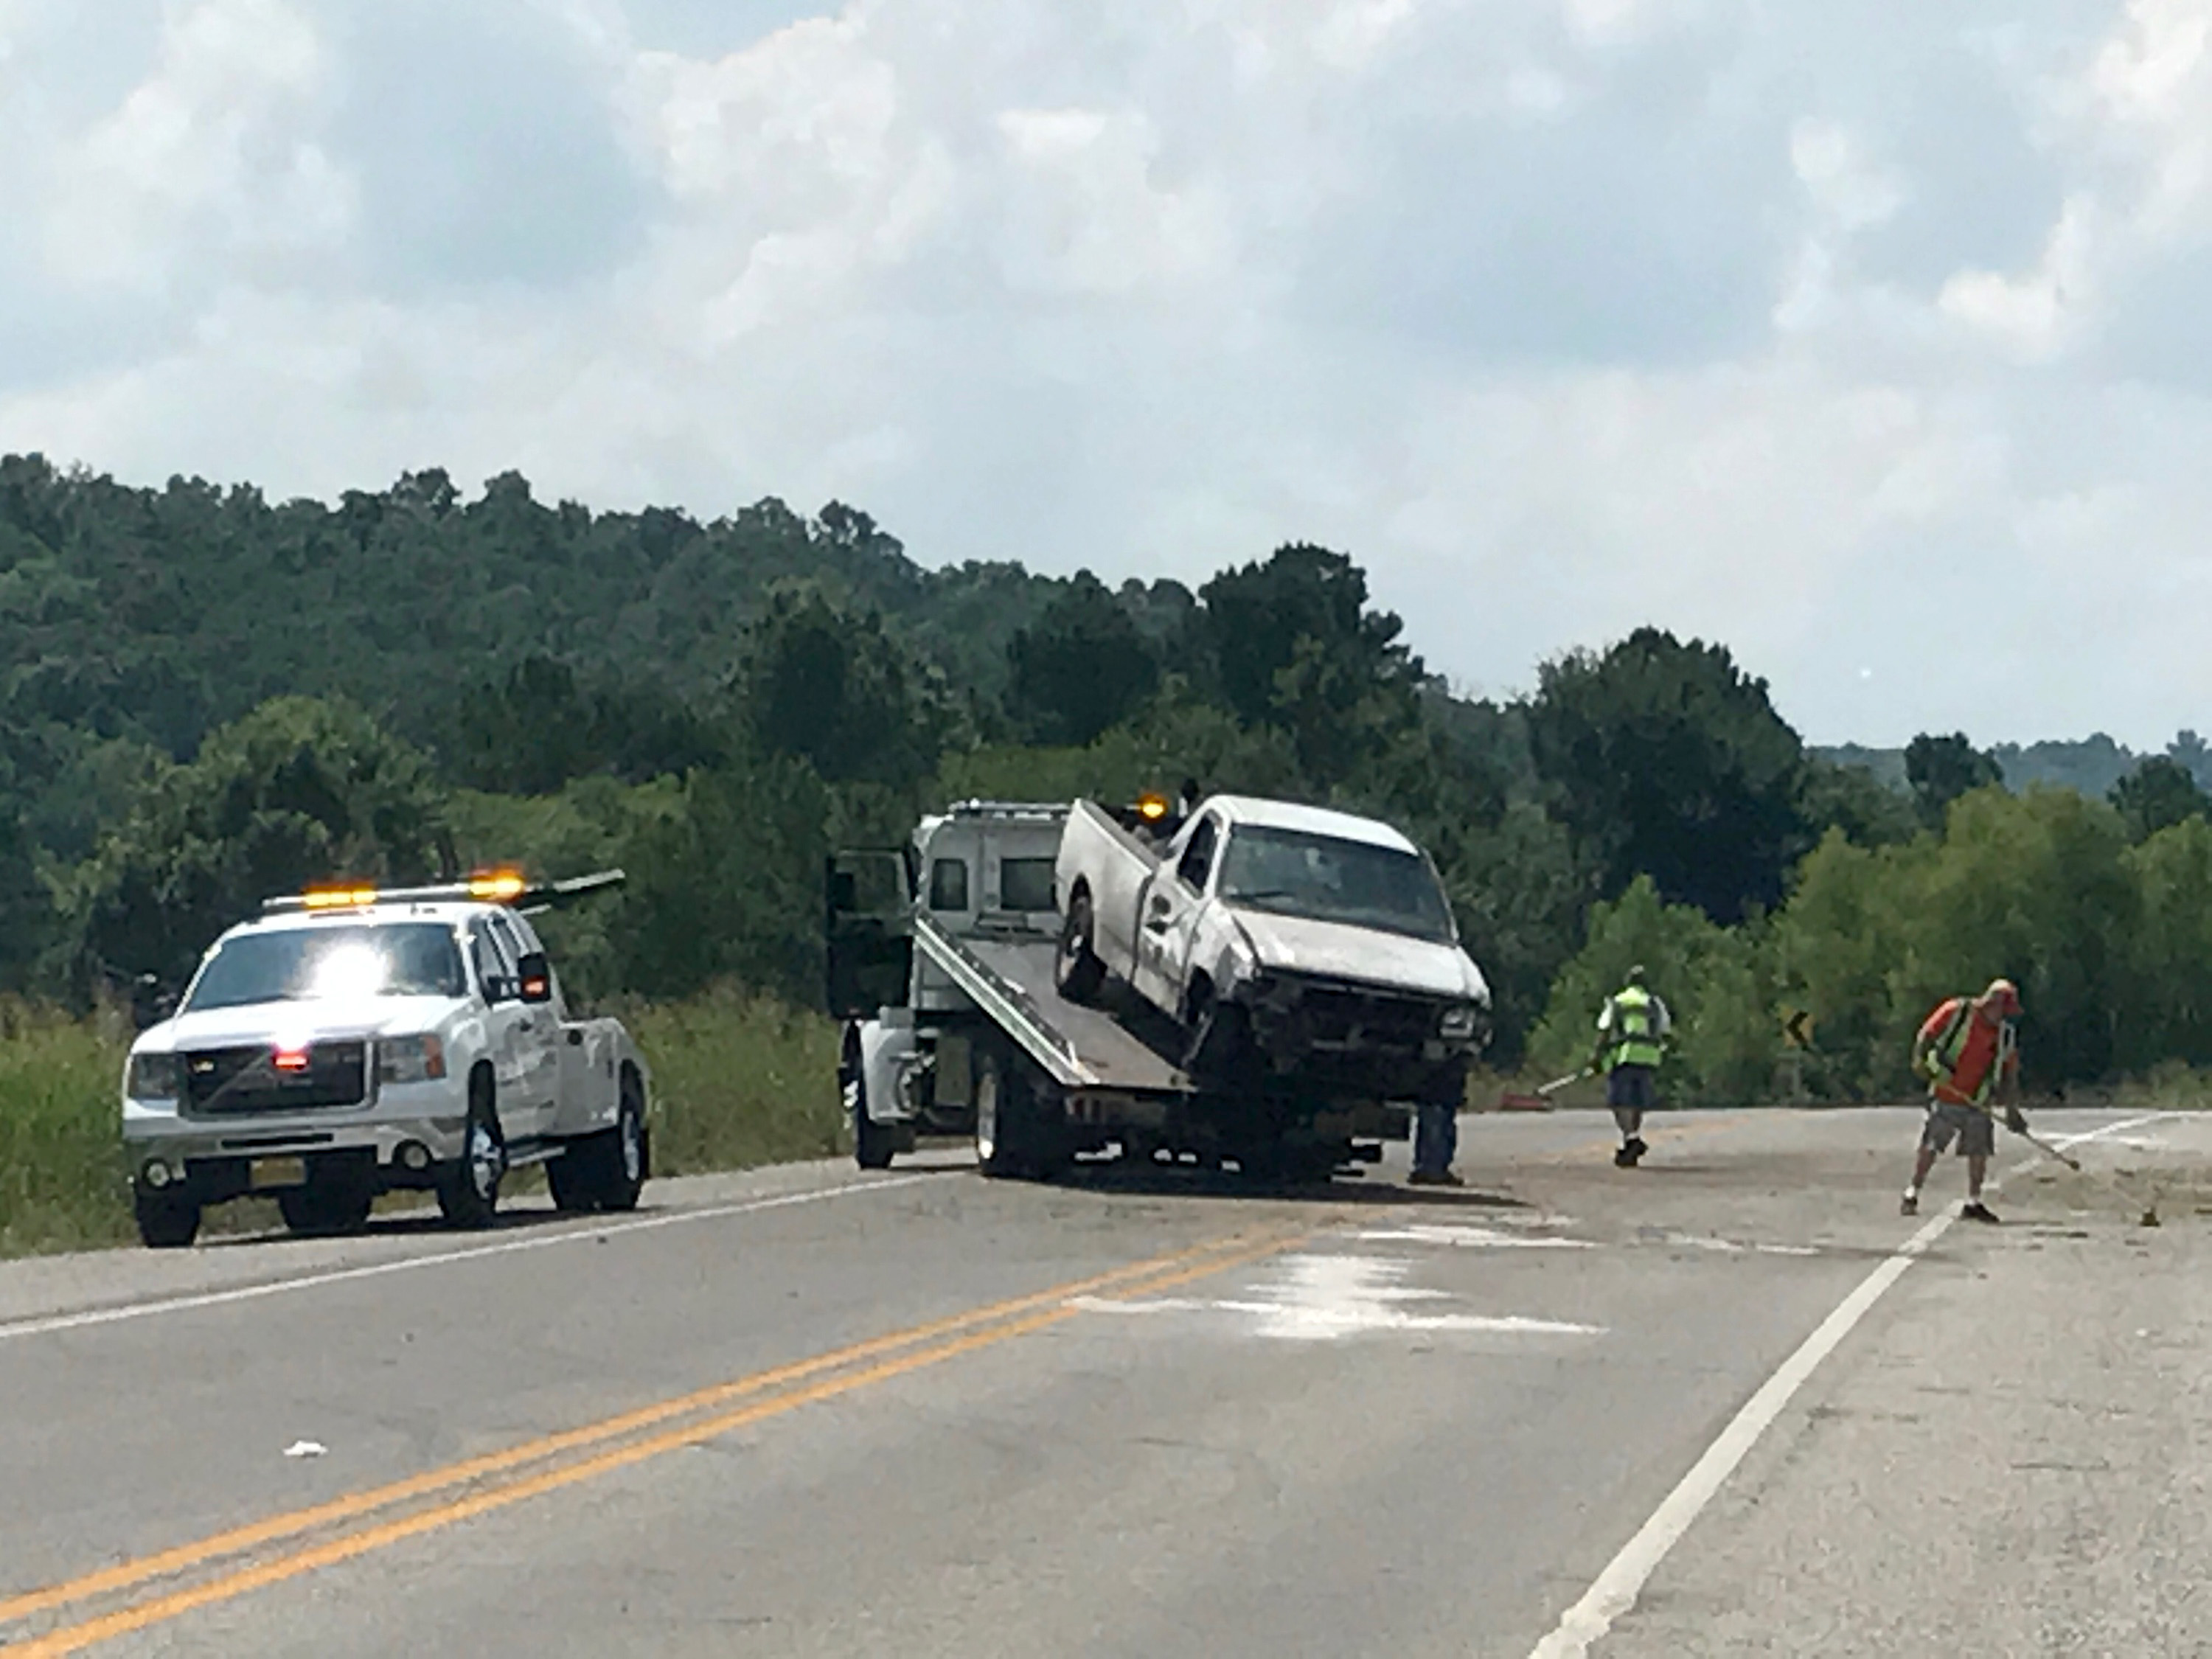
[0,1172,939,1344]
[1525,1111,2171,1659]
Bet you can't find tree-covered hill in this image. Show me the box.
[10,451,2212,1095]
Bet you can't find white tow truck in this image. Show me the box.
[826,796,1489,1182]
[120,871,652,1248]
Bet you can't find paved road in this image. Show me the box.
[2,1107,2207,1656]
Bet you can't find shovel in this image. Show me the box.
[1498,1068,1592,1113]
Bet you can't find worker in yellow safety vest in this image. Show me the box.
[1590,967,1671,1168]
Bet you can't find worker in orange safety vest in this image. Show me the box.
[1901,978,2025,1223]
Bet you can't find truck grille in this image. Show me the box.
[183,1043,369,1116]
[1296,986,1436,1052]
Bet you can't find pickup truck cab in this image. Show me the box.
[1054,795,1489,1107]
[121,872,650,1248]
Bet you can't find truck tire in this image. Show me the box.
[134,1188,201,1250]
[551,1071,650,1213]
[278,1174,374,1237]
[438,1071,506,1229]
[1054,890,1106,1003]
[844,1036,897,1171]
[1183,986,1259,1093]
[975,1050,1063,1180]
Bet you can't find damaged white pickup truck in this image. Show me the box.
[1052,794,1490,1111]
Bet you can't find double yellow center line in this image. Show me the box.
[1,1227,1307,1655]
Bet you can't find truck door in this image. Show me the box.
[1134,812,1218,1016]
[825,849,914,1018]
[467,917,547,1140]
[494,911,566,1129]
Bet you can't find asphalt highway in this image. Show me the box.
[3,1107,2207,1657]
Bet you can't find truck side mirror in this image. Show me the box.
[516,952,553,1004]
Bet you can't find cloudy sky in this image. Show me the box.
[2,0,2208,745]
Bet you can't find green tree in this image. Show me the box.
[1192,545,1421,784]
[1772,830,1927,1099]
[60,698,451,990]
[1905,732,2003,828]
[603,755,830,1006]
[446,656,724,795]
[1006,572,1159,746]
[2109,756,2211,842]
[1526,627,1809,923]
[1798,756,1916,847]
[734,587,954,788]
[2123,817,2212,1069]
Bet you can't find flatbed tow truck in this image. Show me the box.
[826,800,1417,1180]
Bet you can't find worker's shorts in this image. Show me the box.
[1920,1099,1994,1158]
[1607,1064,1658,1112]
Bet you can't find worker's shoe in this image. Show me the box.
[1899,1190,1919,1217]
[1960,1200,2001,1225]
[1613,1138,1647,1168]
[1408,1168,1464,1189]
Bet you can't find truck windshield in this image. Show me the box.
[184,924,468,1012]
[1214,828,1457,945]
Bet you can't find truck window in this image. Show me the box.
[999,858,1056,913]
[929,858,970,912]
[182,924,466,1012]
[469,919,518,1002]
[1176,816,1220,891]
[488,913,532,966]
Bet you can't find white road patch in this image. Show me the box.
[1357,1223,1596,1251]
[1077,1251,1604,1343]
[1652,1233,1820,1259]
[282,1440,327,1459]
[1524,1110,2172,1659]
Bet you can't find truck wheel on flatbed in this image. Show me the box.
[975,1050,1063,1180]
[439,1070,507,1229]
[551,1069,650,1213]
[134,1188,201,1250]
[278,1173,374,1237]
[1183,984,1259,1093]
[844,1036,897,1171]
[1054,890,1106,1003]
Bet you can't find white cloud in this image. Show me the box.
[46,0,348,289]
[5,0,2212,745]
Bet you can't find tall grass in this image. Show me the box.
[0,1002,136,1256]
[623,984,846,1173]
[0,986,846,1261]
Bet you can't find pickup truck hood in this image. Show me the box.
[140,995,467,1054]
[1230,911,1488,1004]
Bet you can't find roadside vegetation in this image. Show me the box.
[10,456,2212,1247]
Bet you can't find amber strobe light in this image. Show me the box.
[468,869,528,902]
[1136,793,1169,821]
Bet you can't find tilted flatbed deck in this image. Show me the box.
[912,912,1192,1098]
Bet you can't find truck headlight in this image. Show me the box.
[377,1034,448,1085]
[1439,1006,1481,1041]
[125,1052,181,1102]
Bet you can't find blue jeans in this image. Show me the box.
[1413,1100,1459,1174]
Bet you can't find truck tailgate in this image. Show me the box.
[1055,799,1161,973]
